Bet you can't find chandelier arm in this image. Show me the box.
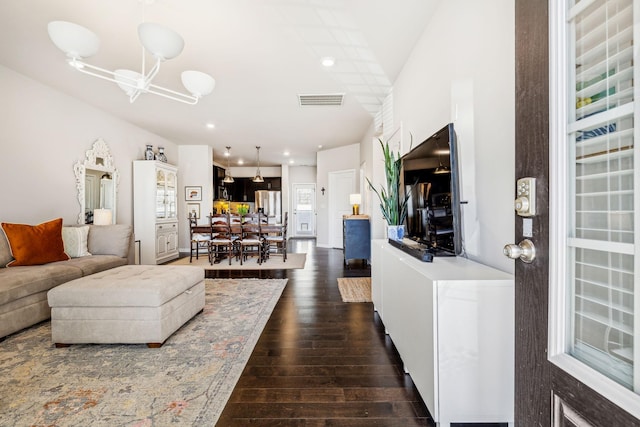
[144,58,162,88]
[67,59,199,105]
[146,84,199,105]
[71,60,131,86]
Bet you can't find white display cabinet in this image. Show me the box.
[134,161,179,265]
[371,239,515,426]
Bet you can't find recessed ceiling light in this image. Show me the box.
[318,145,323,149]
[238,159,244,165]
[283,151,290,156]
[289,159,294,164]
[206,122,215,129]
[321,57,335,67]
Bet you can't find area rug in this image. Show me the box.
[168,252,306,270]
[0,278,287,426]
[337,277,372,302]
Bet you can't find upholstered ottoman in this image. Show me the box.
[47,265,205,347]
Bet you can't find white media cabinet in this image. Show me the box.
[371,239,515,426]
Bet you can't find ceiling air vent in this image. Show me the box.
[298,93,344,106]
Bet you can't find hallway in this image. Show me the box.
[211,238,433,426]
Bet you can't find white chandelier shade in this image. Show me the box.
[137,22,184,60]
[47,21,215,105]
[47,21,100,59]
[181,71,216,97]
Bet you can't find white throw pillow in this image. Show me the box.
[62,226,91,258]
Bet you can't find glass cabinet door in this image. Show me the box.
[166,170,177,219]
[156,169,166,219]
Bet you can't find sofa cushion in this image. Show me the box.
[55,255,128,276]
[88,224,132,258]
[2,218,70,267]
[0,263,83,306]
[0,228,12,268]
[62,226,91,258]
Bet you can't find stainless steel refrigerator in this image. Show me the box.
[255,191,282,224]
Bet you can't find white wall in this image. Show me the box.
[289,166,317,184]
[316,144,360,247]
[0,65,178,227]
[228,166,282,178]
[178,145,213,251]
[361,0,515,272]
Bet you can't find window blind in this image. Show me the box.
[568,0,637,391]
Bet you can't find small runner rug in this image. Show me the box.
[0,278,287,426]
[337,277,372,302]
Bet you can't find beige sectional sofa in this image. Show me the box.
[0,224,132,339]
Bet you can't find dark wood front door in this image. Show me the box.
[515,0,639,425]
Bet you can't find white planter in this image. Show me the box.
[387,225,405,241]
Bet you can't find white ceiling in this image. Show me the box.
[0,0,439,167]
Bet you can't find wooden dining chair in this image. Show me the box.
[209,213,234,265]
[237,212,263,265]
[189,213,213,263]
[263,211,288,262]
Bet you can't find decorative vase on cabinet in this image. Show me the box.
[144,144,154,160]
[133,160,179,265]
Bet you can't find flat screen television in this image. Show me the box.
[400,123,463,256]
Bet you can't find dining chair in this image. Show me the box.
[263,211,288,262]
[237,212,263,265]
[209,213,234,265]
[189,213,212,263]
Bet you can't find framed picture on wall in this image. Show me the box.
[187,203,200,219]
[185,186,202,201]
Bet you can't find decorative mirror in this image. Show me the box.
[74,138,119,224]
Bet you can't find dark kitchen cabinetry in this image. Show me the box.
[213,166,227,200]
[220,177,281,202]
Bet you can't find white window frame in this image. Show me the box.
[547,0,640,419]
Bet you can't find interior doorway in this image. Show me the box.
[291,183,316,238]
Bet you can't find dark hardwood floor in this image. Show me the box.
[209,238,434,426]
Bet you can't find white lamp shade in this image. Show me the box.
[48,21,100,59]
[114,69,142,95]
[93,209,113,225]
[350,194,362,205]
[181,71,215,97]
[138,22,184,60]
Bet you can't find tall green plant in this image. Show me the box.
[366,139,412,226]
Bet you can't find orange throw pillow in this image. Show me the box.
[1,218,70,267]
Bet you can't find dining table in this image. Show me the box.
[193,221,285,264]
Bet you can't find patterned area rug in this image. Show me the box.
[337,277,372,302]
[0,278,287,426]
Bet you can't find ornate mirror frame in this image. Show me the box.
[74,138,119,224]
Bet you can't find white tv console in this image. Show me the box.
[371,239,515,426]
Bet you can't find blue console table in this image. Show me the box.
[342,215,371,266]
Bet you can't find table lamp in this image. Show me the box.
[93,209,113,225]
[349,194,361,215]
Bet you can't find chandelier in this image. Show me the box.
[252,146,264,183]
[47,21,215,105]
